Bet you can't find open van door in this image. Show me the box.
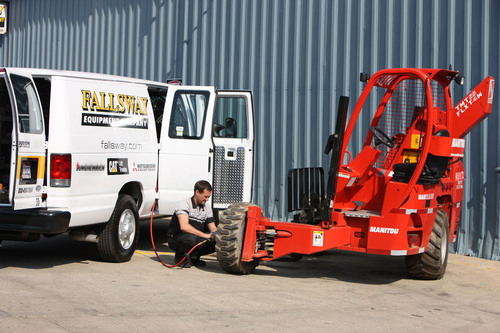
[212,90,254,209]
[3,68,47,210]
[158,85,216,213]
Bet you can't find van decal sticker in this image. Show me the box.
[132,162,156,172]
[108,158,129,175]
[76,163,105,171]
[18,187,34,194]
[82,114,148,129]
[81,90,149,129]
[81,91,148,115]
[18,140,30,148]
[101,140,143,151]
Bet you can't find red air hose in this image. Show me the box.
[149,200,207,268]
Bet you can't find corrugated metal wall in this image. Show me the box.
[0,0,499,260]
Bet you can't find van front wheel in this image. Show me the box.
[98,195,139,262]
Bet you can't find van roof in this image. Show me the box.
[2,67,171,87]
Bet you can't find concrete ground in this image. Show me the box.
[1,219,500,332]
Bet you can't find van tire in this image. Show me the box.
[216,202,260,274]
[98,195,139,262]
[405,209,449,280]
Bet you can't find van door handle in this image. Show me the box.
[496,167,500,172]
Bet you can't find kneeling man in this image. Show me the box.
[168,180,216,267]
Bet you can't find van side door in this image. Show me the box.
[212,90,254,209]
[157,86,216,214]
[4,68,47,210]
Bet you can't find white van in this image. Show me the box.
[0,68,254,261]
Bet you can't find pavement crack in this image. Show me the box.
[42,315,73,332]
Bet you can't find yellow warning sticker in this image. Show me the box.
[411,134,421,149]
[402,150,419,163]
[313,231,324,247]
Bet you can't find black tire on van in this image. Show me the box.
[97,194,139,262]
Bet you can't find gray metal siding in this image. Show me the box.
[1,0,499,260]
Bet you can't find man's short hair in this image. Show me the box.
[194,180,212,193]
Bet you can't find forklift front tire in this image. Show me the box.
[216,202,260,274]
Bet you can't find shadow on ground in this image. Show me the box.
[0,235,100,269]
[180,250,408,285]
[0,219,169,269]
[1,217,408,284]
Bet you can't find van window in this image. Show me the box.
[213,96,248,138]
[33,77,51,140]
[11,74,43,134]
[148,87,168,142]
[0,78,13,203]
[168,91,209,139]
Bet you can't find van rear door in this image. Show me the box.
[4,68,47,210]
[212,90,254,209]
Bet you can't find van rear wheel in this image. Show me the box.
[98,195,139,262]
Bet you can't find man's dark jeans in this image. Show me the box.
[168,232,216,261]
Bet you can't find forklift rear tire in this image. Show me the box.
[405,209,449,280]
[97,194,139,263]
[216,202,260,274]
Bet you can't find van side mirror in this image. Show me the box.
[213,122,224,137]
[225,117,237,138]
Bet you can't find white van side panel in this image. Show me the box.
[47,77,158,227]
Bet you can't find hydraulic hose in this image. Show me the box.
[149,199,208,268]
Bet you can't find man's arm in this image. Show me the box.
[206,221,217,233]
[178,214,212,239]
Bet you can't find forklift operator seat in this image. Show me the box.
[392,129,451,184]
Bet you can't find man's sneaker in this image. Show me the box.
[191,258,206,267]
[178,260,192,268]
[175,253,191,268]
[190,254,206,267]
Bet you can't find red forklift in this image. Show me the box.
[215,68,495,279]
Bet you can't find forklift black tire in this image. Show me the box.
[97,194,139,263]
[289,253,304,262]
[216,202,260,274]
[405,209,449,280]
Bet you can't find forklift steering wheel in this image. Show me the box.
[370,126,395,148]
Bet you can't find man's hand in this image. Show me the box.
[179,214,211,239]
[209,231,216,242]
